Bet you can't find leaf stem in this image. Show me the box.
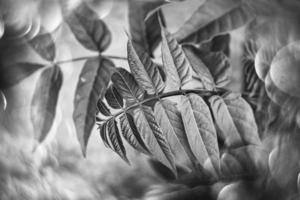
[96,88,226,124]
[56,54,127,65]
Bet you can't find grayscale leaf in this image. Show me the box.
[0,63,44,89]
[105,85,123,109]
[119,113,150,155]
[180,94,219,171]
[154,100,195,167]
[66,3,111,52]
[106,119,129,163]
[161,28,195,91]
[182,45,215,90]
[111,68,144,106]
[97,98,111,116]
[128,0,166,55]
[209,95,243,147]
[29,28,56,61]
[73,57,115,156]
[133,105,177,175]
[127,40,165,95]
[31,65,63,142]
[174,0,254,44]
[223,92,261,145]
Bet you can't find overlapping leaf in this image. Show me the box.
[111,68,144,106]
[73,56,115,156]
[154,100,195,167]
[180,94,219,171]
[105,85,123,109]
[66,3,111,52]
[174,0,254,44]
[222,92,261,145]
[127,40,165,95]
[133,105,176,174]
[161,28,197,91]
[31,65,63,142]
[119,113,150,154]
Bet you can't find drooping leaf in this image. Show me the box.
[105,85,123,109]
[111,68,144,106]
[106,118,129,163]
[66,3,111,52]
[127,40,165,95]
[97,98,111,116]
[128,0,166,55]
[31,65,63,142]
[182,45,215,90]
[223,92,261,145]
[0,63,44,89]
[174,0,254,44]
[28,28,56,61]
[161,28,197,91]
[154,100,195,167]
[209,95,243,147]
[133,105,176,174]
[99,122,110,148]
[73,56,115,156]
[180,94,219,171]
[119,113,150,154]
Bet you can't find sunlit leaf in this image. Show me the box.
[66,3,111,52]
[154,100,195,167]
[133,105,177,175]
[0,63,44,89]
[105,85,123,109]
[111,68,144,106]
[223,92,261,145]
[31,65,63,142]
[73,56,115,156]
[119,112,150,154]
[127,40,165,95]
[161,28,197,91]
[174,0,254,44]
[180,94,219,171]
[106,118,129,163]
[28,28,56,61]
[209,95,243,147]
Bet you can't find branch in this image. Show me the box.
[56,54,127,65]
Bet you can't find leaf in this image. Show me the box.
[180,94,219,171]
[97,99,111,116]
[111,68,144,106]
[127,40,165,95]
[66,3,111,52]
[128,0,166,55]
[0,63,44,89]
[209,95,243,147]
[223,92,261,145]
[161,28,196,91]
[106,118,129,163]
[200,51,231,87]
[154,100,195,167]
[182,45,215,90]
[31,65,63,142]
[119,113,150,154]
[28,28,56,61]
[133,105,176,174]
[105,85,123,109]
[174,0,254,44]
[73,56,115,156]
